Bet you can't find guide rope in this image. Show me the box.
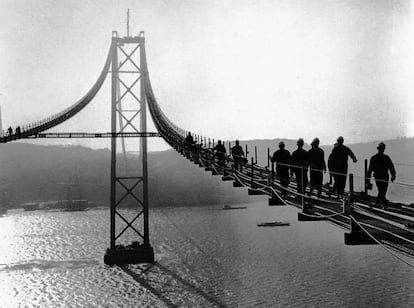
[350,215,414,268]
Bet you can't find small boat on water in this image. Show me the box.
[257,221,290,227]
[39,200,89,211]
[62,200,89,212]
[222,204,247,210]
[22,202,39,211]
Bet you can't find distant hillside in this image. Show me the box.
[0,137,413,208]
[0,143,251,208]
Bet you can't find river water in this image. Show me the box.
[1,202,413,307]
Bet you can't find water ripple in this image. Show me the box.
[0,204,413,307]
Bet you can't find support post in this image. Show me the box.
[222,151,226,175]
[247,157,264,195]
[364,159,368,196]
[267,147,270,168]
[349,173,354,203]
[301,166,305,208]
[255,146,257,165]
[343,197,351,215]
[271,161,275,180]
[250,157,254,188]
[297,165,319,220]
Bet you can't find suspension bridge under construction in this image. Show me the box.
[1,30,414,267]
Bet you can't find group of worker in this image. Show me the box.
[185,133,245,170]
[6,126,21,136]
[271,136,396,207]
[211,139,246,170]
[184,132,396,207]
[271,137,352,199]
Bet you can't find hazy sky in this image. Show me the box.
[1,0,413,151]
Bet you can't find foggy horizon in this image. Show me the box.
[1,0,413,151]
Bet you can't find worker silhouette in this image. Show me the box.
[271,141,291,197]
[291,138,308,195]
[367,142,396,208]
[231,140,245,171]
[185,132,196,155]
[213,140,226,166]
[327,143,337,193]
[185,132,195,145]
[307,137,326,198]
[329,136,357,197]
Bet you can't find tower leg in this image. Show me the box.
[104,32,154,265]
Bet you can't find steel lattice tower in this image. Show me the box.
[104,31,154,264]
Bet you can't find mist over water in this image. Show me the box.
[2,0,414,151]
[1,204,413,307]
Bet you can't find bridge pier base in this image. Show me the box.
[233,180,243,187]
[297,212,323,221]
[248,188,265,195]
[268,192,285,206]
[344,233,377,245]
[268,198,285,206]
[104,244,154,265]
[222,175,234,181]
[344,216,377,245]
[297,203,322,221]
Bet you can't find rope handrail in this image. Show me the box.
[350,215,414,268]
[273,161,414,189]
[353,208,414,237]
[354,202,414,223]
[356,217,414,246]
[394,162,414,167]
[299,211,344,219]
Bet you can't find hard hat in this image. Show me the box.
[377,142,385,149]
[311,137,320,145]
